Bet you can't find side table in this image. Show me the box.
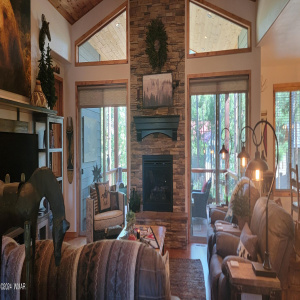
[206,204,228,223]
[227,261,281,300]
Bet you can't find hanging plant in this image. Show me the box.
[145,18,168,72]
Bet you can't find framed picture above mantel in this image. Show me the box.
[143,73,172,108]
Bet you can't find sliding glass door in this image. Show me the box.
[78,83,127,235]
[79,106,127,234]
[190,75,248,238]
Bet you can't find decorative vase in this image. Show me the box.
[31,80,48,108]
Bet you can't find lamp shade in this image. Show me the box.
[219,144,228,159]
[246,149,268,181]
[237,145,250,168]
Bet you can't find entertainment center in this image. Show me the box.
[0,97,64,240]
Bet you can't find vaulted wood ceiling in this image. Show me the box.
[48,0,103,25]
[49,0,255,25]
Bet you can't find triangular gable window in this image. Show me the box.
[188,0,251,58]
[76,3,127,65]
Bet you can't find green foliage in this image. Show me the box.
[129,189,141,213]
[92,164,102,182]
[231,190,250,218]
[37,48,48,99]
[145,18,168,72]
[45,44,57,109]
[125,210,136,231]
[38,41,57,109]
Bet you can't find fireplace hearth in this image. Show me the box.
[142,155,173,212]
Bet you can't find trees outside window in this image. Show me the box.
[274,83,300,191]
[190,75,248,204]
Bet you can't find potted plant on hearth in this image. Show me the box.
[92,164,102,182]
[129,188,141,213]
[125,210,136,234]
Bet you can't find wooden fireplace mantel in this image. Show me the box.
[133,115,180,141]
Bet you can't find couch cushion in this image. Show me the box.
[95,181,110,213]
[237,222,258,261]
[216,231,240,258]
[94,210,123,231]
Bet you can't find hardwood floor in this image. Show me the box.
[64,237,210,300]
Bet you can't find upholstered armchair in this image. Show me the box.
[86,182,125,243]
[209,197,295,300]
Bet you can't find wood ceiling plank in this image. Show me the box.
[48,0,103,24]
[48,0,77,24]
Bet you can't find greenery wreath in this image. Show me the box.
[145,18,168,72]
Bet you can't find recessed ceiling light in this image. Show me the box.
[204,36,207,39]
[207,13,212,18]
[116,23,121,27]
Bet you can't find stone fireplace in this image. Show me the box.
[142,155,173,212]
[130,0,187,249]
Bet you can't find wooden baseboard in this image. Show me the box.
[64,232,78,239]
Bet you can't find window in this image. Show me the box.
[274,83,300,191]
[190,74,248,203]
[188,0,251,58]
[76,3,127,65]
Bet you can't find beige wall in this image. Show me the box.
[256,0,290,44]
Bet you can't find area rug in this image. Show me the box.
[169,258,206,300]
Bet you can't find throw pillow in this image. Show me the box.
[95,181,111,213]
[110,191,119,210]
[236,222,258,261]
[90,185,99,214]
[201,181,207,192]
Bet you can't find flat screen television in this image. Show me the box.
[0,131,39,183]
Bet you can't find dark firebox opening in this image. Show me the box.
[142,155,173,212]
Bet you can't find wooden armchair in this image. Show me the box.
[86,184,125,243]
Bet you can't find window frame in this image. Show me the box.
[274,82,300,196]
[187,0,252,59]
[75,2,128,66]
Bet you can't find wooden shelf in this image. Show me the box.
[33,113,64,193]
[0,97,57,115]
